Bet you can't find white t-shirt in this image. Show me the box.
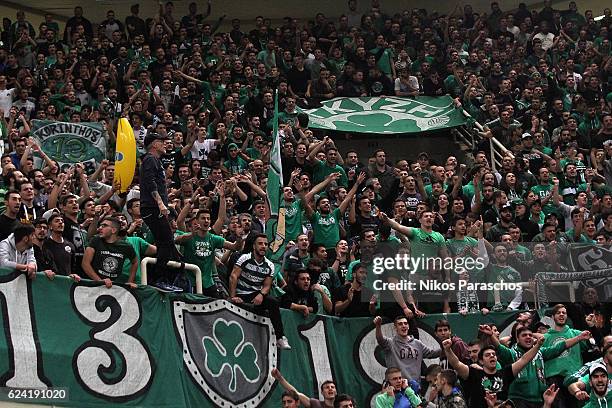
[0,89,15,117]
[533,32,555,50]
[394,76,419,93]
[190,139,218,160]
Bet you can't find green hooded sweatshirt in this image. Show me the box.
[496,341,566,403]
[543,325,588,378]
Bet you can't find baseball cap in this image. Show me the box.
[144,132,168,148]
[589,362,607,376]
[42,208,61,222]
[534,321,550,331]
[500,203,513,212]
[521,132,533,139]
[47,212,64,224]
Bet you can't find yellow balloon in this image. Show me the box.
[113,118,137,192]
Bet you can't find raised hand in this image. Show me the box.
[543,384,559,405]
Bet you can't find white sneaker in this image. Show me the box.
[277,336,291,350]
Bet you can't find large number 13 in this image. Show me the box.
[0,274,154,401]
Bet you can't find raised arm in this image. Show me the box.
[306,139,327,163]
[564,330,591,349]
[378,211,413,238]
[373,316,385,345]
[271,368,312,407]
[442,339,469,379]
[338,172,366,213]
[511,334,544,376]
[212,183,227,234]
[304,172,340,203]
[174,69,204,85]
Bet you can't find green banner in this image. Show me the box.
[31,120,107,174]
[266,90,287,265]
[301,96,467,134]
[0,272,520,407]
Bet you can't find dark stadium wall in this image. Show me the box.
[334,132,468,168]
[0,0,567,33]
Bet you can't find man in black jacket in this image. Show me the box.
[140,132,183,292]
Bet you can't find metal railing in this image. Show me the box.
[451,126,476,152]
[455,111,514,172]
[493,281,575,310]
[140,257,203,294]
[489,137,514,172]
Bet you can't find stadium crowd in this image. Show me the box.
[0,0,610,406]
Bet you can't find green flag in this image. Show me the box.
[299,96,467,134]
[265,91,286,267]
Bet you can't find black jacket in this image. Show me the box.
[139,152,168,208]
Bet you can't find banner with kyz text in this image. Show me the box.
[31,120,107,173]
[0,271,520,408]
[300,96,467,134]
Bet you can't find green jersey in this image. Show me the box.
[183,232,226,289]
[312,208,342,249]
[312,160,348,187]
[531,184,556,215]
[496,341,566,403]
[277,110,298,127]
[200,81,226,107]
[582,392,612,408]
[409,228,447,275]
[245,147,261,160]
[543,325,587,377]
[224,156,248,176]
[283,198,304,241]
[118,236,150,284]
[446,236,482,280]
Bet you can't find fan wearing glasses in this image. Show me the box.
[82,216,138,289]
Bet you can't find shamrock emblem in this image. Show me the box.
[202,318,261,392]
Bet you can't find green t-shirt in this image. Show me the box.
[183,232,226,289]
[118,236,150,284]
[409,228,447,275]
[444,74,462,97]
[277,111,298,128]
[224,156,248,176]
[312,208,342,249]
[543,325,587,377]
[496,341,566,403]
[531,183,556,215]
[370,47,394,76]
[515,245,533,261]
[200,81,226,107]
[245,147,261,160]
[312,160,348,187]
[283,199,304,241]
[446,236,482,280]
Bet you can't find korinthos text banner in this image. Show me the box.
[31,120,107,173]
[0,272,519,407]
[301,96,467,134]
